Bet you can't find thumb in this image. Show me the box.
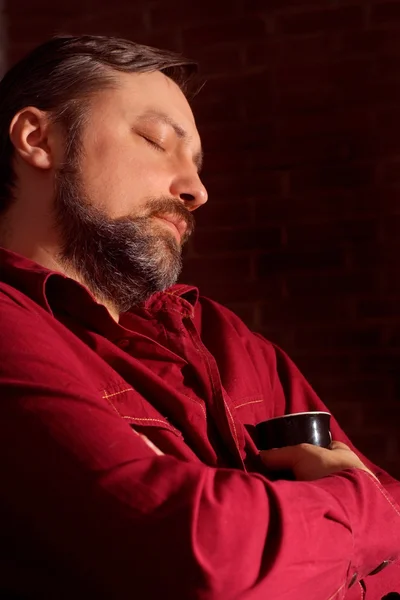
[329,440,351,451]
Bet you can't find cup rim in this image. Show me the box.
[259,411,331,423]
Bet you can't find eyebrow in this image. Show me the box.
[137,109,204,173]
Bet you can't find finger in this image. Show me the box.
[260,446,303,470]
[329,440,351,451]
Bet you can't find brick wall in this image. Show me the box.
[5,0,400,477]
[0,0,6,76]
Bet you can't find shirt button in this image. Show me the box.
[348,573,358,588]
[116,338,130,349]
[368,560,391,576]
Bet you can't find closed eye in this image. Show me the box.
[141,135,165,153]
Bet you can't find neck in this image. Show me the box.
[1,215,120,324]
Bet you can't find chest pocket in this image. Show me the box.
[232,395,271,426]
[101,380,183,439]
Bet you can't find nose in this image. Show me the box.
[169,173,208,211]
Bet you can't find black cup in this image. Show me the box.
[255,411,332,451]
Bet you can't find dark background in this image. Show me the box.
[4,0,400,477]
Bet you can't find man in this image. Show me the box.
[0,34,398,599]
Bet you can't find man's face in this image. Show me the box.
[54,70,207,313]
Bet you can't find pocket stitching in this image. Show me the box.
[102,388,181,435]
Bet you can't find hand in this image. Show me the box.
[260,441,378,481]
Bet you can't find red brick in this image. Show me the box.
[7,16,72,44]
[222,302,256,327]
[193,98,243,125]
[277,85,339,113]
[245,35,341,68]
[382,323,400,347]
[193,226,282,255]
[139,31,183,53]
[203,172,284,202]
[286,219,379,249]
[180,255,251,286]
[382,270,400,294]
[381,460,400,479]
[277,109,372,138]
[249,132,376,167]
[290,165,374,192]
[361,401,400,431]
[258,294,352,325]
[7,0,86,17]
[75,19,148,41]
[193,200,252,229]
[371,1,400,23]
[150,0,241,30]
[347,431,394,459]
[256,247,345,276]
[341,29,400,56]
[200,150,251,175]
[7,44,36,66]
[358,352,400,375]
[194,72,272,112]
[189,278,284,305]
[277,7,365,35]
[392,378,400,403]
[325,399,366,431]
[350,240,400,270]
[256,327,296,351]
[377,160,400,184]
[275,60,373,91]
[8,8,149,42]
[193,74,272,127]
[375,55,400,80]
[182,16,266,52]
[275,63,333,89]
[358,298,400,320]
[374,127,400,156]
[376,107,400,129]
[202,117,275,153]
[374,185,400,214]
[284,353,357,379]
[244,39,281,68]
[257,186,387,223]
[196,44,243,77]
[254,192,363,223]
[382,214,400,241]
[246,34,338,73]
[346,242,381,271]
[286,271,380,297]
[310,378,389,406]
[293,325,382,350]
[346,79,400,107]
[245,0,323,10]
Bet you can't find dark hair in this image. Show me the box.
[0,34,197,212]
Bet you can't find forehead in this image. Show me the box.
[92,70,198,134]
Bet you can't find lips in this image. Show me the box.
[154,214,187,242]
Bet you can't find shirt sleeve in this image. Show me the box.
[1,297,400,600]
[253,333,400,598]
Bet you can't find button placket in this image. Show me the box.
[183,315,246,470]
[116,338,130,349]
[368,560,391,576]
[348,572,358,588]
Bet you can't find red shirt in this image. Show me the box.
[0,246,399,600]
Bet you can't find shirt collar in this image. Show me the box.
[0,246,199,319]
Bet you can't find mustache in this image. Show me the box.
[129,196,195,242]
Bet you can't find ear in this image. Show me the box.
[9,107,54,170]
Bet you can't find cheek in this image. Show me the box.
[81,129,169,218]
